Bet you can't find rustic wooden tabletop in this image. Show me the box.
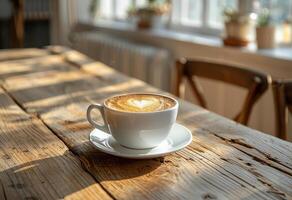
[0,46,291,200]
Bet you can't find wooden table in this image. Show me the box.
[0,47,291,200]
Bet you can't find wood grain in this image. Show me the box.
[0,48,291,199]
[0,87,111,199]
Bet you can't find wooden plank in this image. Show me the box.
[0,48,49,62]
[0,88,111,199]
[0,55,75,80]
[1,49,292,199]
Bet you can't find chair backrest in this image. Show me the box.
[272,80,292,140]
[175,58,270,125]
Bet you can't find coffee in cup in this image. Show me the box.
[105,94,176,112]
[87,93,178,149]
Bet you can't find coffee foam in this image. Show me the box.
[106,94,175,112]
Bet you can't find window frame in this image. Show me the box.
[169,0,236,36]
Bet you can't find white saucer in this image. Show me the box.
[89,123,192,159]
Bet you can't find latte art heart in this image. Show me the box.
[127,99,158,108]
[106,94,175,112]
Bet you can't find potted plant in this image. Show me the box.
[128,0,171,29]
[256,9,276,49]
[223,8,254,47]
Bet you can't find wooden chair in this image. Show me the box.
[175,58,270,125]
[272,80,292,140]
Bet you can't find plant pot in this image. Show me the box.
[136,13,154,29]
[136,14,168,29]
[225,21,252,42]
[256,26,276,49]
[137,18,153,29]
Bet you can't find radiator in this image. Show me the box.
[70,32,172,91]
[24,0,50,20]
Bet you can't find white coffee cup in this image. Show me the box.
[87,93,178,149]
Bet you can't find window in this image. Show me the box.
[171,0,237,35]
[179,0,202,26]
[253,0,292,23]
[171,0,238,28]
[97,0,148,20]
[252,0,292,42]
[99,0,114,19]
[95,0,292,37]
[171,0,203,27]
[115,0,132,19]
[136,0,147,7]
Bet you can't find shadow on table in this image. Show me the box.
[0,152,108,199]
[6,73,156,114]
[71,140,164,181]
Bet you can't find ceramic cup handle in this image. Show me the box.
[87,104,109,133]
